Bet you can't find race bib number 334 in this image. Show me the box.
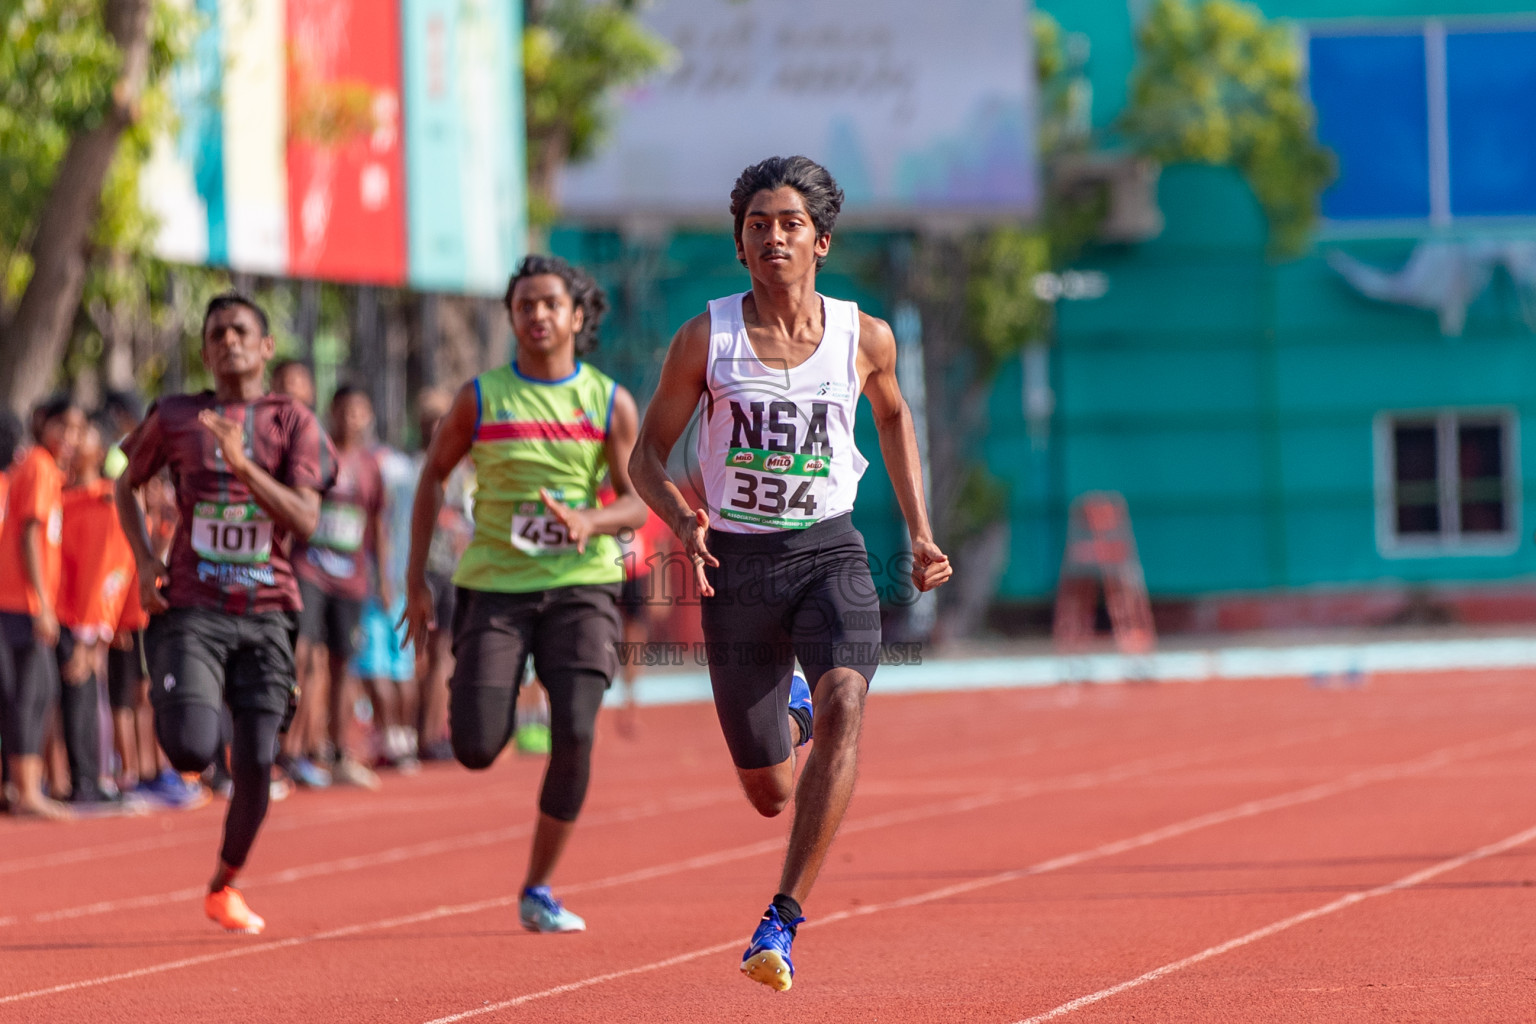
[192,502,273,564]
[722,447,829,529]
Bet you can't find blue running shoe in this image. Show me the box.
[519,886,586,933]
[280,755,332,789]
[137,769,211,810]
[741,905,803,991]
[789,672,813,748]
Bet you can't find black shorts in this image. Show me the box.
[426,570,457,636]
[618,574,651,619]
[449,583,621,694]
[107,631,147,710]
[701,513,881,770]
[145,606,299,719]
[297,578,364,660]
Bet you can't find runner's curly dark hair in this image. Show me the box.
[730,156,845,270]
[503,254,609,355]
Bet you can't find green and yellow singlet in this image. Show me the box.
[452,362,623,594]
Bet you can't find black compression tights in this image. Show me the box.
[452,669,606,822]
[158,703,283,869]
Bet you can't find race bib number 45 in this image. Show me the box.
[510,501,580,555]
[312,502,366,553]
[721,448,829,529]
[192,502,273,564]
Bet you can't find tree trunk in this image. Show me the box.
[0,0,153,417]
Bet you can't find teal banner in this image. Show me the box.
[403,0,527,295]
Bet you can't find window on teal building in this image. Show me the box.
[1375,410,1518,555]
[1307,22,1536,224]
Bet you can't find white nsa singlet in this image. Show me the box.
[696,292,868,533]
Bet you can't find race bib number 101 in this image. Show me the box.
[191,502,273,564]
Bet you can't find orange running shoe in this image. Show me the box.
[205,886,266,934]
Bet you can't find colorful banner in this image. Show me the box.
[286,0,407,284]
[403,0,526,294]
[222,0,288,274]
[558,0,1038,222]
[144,0,525,293]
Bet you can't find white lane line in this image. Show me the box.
[0,896,514,1006]
[1009,821,1536,1024]
[13,789,739,927]
[409,729,1536,1024]
[7,721,1338,928]
[0,790,518,876]
[6,728,1524,1008]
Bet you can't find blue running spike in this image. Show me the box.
[519,886,586,933]
[741,905,804,991]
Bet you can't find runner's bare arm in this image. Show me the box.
[629,313,718,595]
[116,409,170,614]
[400,382,478,649]
[371,484,394,609]
[540,385,648,553]
[857,311,952,593]
[197,409,321,538]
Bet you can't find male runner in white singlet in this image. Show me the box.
[631,155,952,991]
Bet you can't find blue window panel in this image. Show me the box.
[1446,30,1536,218]
[1309,33,1431,221]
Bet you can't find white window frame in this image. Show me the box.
[1374,408,1521,557]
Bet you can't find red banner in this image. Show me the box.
[286,0,408,284]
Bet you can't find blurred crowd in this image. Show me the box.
[0,370,479,820]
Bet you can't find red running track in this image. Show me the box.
[3,669,1536,1022]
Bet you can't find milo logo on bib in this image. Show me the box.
[720,400,834,529]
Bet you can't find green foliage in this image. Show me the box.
[1121,0,1334,256]
[966,229,1050,377]
[961,12,1106,376]
[523,0,671,222]
[1,0,191,313]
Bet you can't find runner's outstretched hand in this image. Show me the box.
[911,538,952,593]
[540,488,594,554]
[398,580,436,653]
[677,507,718,598]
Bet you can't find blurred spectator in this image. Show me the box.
[271,360,316,410]
[0,395,85,819]
[412,387,474,762]
[355,435,420,771]
[286,385,387,790]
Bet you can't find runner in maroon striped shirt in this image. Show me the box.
[115,292,336,935]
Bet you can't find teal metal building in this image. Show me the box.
[555,0,1536,631]
[1034,0,1536,628]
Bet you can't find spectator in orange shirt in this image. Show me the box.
[0,395,85,819]
[0,410,21,535]
[0,409,23,809]
[58,419,130,804]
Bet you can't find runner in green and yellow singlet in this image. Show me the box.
[401,255,647,933]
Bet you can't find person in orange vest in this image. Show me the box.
[0,395,85,819]
[0,409,23,809]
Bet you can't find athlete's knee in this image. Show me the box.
[156,705,222,772]
[738,766,793,817]
[811,672,866,739]
[452,734,500,771]
[159,729,220,773]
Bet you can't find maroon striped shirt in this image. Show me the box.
[121,392,336,615]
